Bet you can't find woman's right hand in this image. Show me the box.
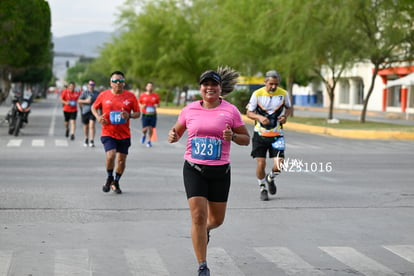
[168,128,178,143]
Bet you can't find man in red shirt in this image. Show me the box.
[92,71,140,194]
[138,82,160,148]
[60,82,81,140]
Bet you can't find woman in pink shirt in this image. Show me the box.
[168,67,250,276]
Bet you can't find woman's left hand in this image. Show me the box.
[223,124,233,141]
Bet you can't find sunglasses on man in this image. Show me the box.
[111,79,125,83]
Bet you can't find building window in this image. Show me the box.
[356,79,364,104]
[339,80,350,104]
[408,87,414,108]
[387,86,401,107]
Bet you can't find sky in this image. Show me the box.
[46,0,126,37]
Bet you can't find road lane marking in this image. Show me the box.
[32,139,45,147]
[124,248,169,276]
[319,246,399,276]
[383,245,414,264]
[6,139,22,147]
[285,143,300,149]
[255,247,324,276]
[54,249,91,276]
[208,247,245,276]
[49,102,58,136]
[55,139,68,147]
[0,251,12,276]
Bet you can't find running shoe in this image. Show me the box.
[266,173,277,195]
[103,176,113,193]
[111,180,122,194]
[146,141,152,148]
[84,139,89,147]
[89,140,95,147]
[65,128,69,137]
[198,264,210,276]
[70,134,75,140]
[260,187,269,201]
[140,135,146,144]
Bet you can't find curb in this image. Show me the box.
[157,107,414,140]
[282,122,414,140]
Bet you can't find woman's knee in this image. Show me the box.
[208,216,224,228]
[192,210,208,226]
[208,203,227,228]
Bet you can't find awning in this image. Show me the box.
[386,72,414,88]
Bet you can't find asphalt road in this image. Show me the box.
[0,95,414,276]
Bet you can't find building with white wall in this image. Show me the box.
[294,62,414,118]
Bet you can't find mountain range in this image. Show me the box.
[53,31,113,57]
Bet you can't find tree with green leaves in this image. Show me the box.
[260,0,360,120]
[82,0,413,123]
[349,0,414,122]
[0,0,52,102]
[97,0,213,87]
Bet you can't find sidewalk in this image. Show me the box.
[157,105,414,140]
[293,105,414,126]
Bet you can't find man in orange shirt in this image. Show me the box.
[138,82,160,148]
[92,71,140,194]
[60,82,81,140]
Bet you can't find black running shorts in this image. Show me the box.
[250,132,285,158]
[81,111,96,124]
[63,111,77,122]
[183,160,231,202]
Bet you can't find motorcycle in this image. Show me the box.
[6,90,33,136]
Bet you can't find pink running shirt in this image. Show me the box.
[178,99,245,166]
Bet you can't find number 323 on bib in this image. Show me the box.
[191,137,222,160]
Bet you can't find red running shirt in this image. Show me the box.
[93,89,139,139]
[61,89,81,112]
[139,92,160,115]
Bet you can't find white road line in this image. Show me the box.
[319,246,399,276]
[6,139,22,147]
[383,245,414,264]
[54,249,91,276]
[208,247,245,276]
[255,247,324,276]
[285,143,300,149]
[49,102,58,136]
[124,248,170,276]
[32,139,45,147]
[55,139,68,147]
[0,251,12,276]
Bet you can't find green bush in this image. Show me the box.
[223,89,251,114]
[157,88,175,104]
